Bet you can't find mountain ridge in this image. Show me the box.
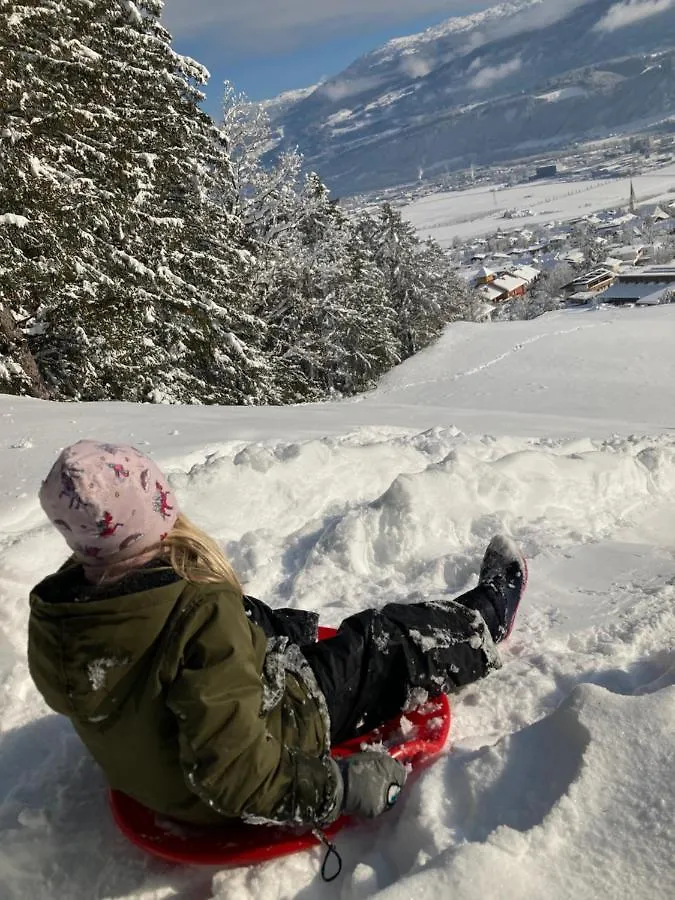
[266,0,675,195]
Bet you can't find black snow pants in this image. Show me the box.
[244,588,500,745]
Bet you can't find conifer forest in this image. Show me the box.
[0,1,479,405]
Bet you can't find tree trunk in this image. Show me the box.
[0,305,51,399]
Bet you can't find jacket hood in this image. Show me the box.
[29,563,186,723]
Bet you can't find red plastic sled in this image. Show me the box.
[109,626,451,867]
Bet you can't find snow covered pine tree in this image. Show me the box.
[357,205,478,361]
[219,92,404,401]
[0,0,268,403]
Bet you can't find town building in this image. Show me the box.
[491,274,528,300]
[510,265,541,286]
[562,268,616,297]
[564,249,585,266]
[609,245,646,266]
[647,206,672,223]
[596,265,675,306]
[595,213,640,236]
[476,266,496,285]
[479,284,508,302]
[475,264,540,301]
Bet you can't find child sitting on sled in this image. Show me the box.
[29,440,526,830]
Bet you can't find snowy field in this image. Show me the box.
[1,305,674,899]
[402,163,675,244]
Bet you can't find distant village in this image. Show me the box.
[452,179,675,317]
[368,131,675,321]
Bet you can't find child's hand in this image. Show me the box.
[338,752,407,818]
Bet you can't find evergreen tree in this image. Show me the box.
[333,228,399,392]
[1,0,267,403]
[259,174,353,399]
[0,298,49,396]
[358,204,474,359]
[221,83,303,250]
[219,95,400,400]
[0,0,79,394]
[261,175,399,399]
[1,4,490,408]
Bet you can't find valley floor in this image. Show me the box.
[403,164,675,244]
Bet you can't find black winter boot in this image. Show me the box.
[458,535,527,643]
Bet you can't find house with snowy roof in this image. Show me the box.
[595,213,640,236]
[479,273,529,303]
[479,283,508,302]
[564,249,585,266]
[609,245,646,266]
[510,265,541,286]
[562,267,617,300]
[475,266,496,285]
[647,205,672,222]
[597,265,675,306]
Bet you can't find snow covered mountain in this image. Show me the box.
[269,0,675,195]
[259,83,320,120]
[1,304,675,898]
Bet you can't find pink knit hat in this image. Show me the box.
[39,440,179,581]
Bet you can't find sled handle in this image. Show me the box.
[390,740,434,764]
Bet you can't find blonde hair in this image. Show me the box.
[161,514,243,592]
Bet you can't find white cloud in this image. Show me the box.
[472,0,587,44]
[321,75,385,101]
[469,56,522,90]
[163,1,663,70]
[400,54,434,79]
[161,0,483,54]
[593,0,675,32]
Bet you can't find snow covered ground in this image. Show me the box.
[402,163,675,244]
[1,305,674,899]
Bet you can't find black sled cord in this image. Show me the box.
[312,828,343,882]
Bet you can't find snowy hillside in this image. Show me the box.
[1,305,674,899]
[259,84,321,123]
[269,0,675,195]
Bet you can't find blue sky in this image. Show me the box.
[162,1,489,115]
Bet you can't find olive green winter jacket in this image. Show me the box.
[28,563,339,826]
